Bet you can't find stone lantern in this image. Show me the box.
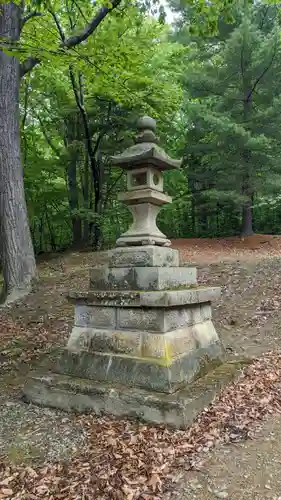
[111,116,181,247]
[23,116,231,430]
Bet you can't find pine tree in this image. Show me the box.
[179,3,281,235]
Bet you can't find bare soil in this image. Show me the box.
[1,234,281,498]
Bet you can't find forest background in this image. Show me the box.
[1,0,281,285]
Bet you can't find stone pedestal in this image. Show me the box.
[53,246,223,395]
[23,245,227,426]
[23,117,229,428]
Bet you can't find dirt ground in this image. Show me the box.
[1,234,281,498]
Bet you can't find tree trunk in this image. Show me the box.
[68,160,82,247]
[64,115,82,248]
[92,151,103,250]
[197,206,209,236]
[241,198,253,236]
[0,2,37,304]
[83,154,90,244]
[241,56,254,237]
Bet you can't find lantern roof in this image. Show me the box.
[110,116,182,171]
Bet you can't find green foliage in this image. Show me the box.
[19,0,184,251]
[176,2,281,236]
[14,0,281,251]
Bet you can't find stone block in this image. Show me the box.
[116,305,211,333]
[89,266,197,291]
[108,355,172,392]
[55,350,110,382]
[90,267,135,291]
[74,305,116,328]
[170,342,224,386]
[134,266,197,290]
[118,188,171,205]
[67,320,220,361]
[200,303,212,320]
[108,245,179,268]
[141,327,197,359]
[163,308,193,331]
[67,326,142,357]
[192,320,220,348]
[56,350,171,392]
[117,308,164,332]
[23,361,250,429]
[191,305,205,324]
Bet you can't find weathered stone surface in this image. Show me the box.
[133,266,197,290]
[115,201,170,247]
[54,339,224,393]
[55,350,173,392]
[141,327,197,359]
[110,116,182,172]
[200,303,212,321]
[192,320,219,348]
[118,188,171,205]
[117,308,163,332]
[67,322,219,361]
[127,166,164,193]
[90,267,135,291]
[75,305,116,328]
[56,350,110,382]
[67,287,221,308]
[139,288,221,308]
[90,266,197,291]
[67,326,142,356]
[117,305,207,332]
[163,308,193,331]
[108,245,180,268]
[23,361,249,429]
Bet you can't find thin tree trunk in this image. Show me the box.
[93,151,103,250]
[241,43,254,237]
[188,176,196,235]
[241,159,254,238]
[241,198,253,236]
[197,207,208,236]
[0,2,37,304]
[68,159,82,247]
[64,116,82,248]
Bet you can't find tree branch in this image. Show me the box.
[64,0,122,49]
[20,56,40,77]
[69,66,97,182]
[246,40,278,102]
[35,112,61,158]
[49,10,66,42]
[20,0,122,78]
[21,11,43,31]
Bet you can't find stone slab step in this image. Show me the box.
[68,287,221,308]
[23,360,250,429]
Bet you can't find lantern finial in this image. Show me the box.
[135,116,157,144]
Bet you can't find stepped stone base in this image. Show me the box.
[55,338,223,394]
[23,361,249,429]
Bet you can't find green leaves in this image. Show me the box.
[175,1,281,235]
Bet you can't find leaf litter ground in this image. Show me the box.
[1,235,281,499]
